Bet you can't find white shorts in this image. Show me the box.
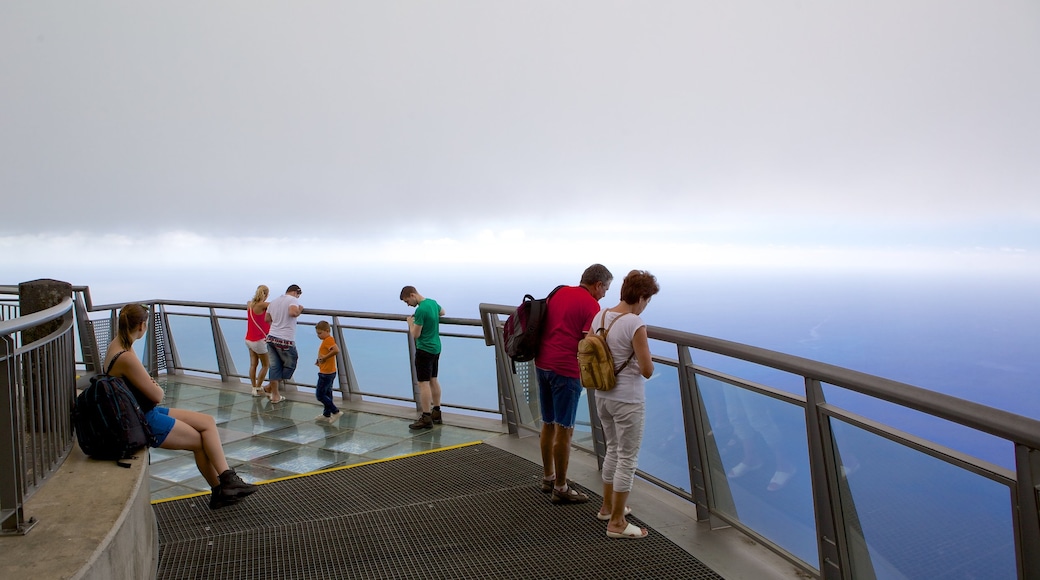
[245,338,268,355]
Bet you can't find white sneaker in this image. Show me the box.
[328,411,343,422]
[314,414,331,423]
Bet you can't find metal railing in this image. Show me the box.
[0,290,77,536]
[52,285,1040,578]
[73,290,500,418]
[479,302,1040,580]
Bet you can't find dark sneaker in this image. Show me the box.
[218,469,258,499]
[551,485,589,504]
[409,413,433,430]
[209,486,240,510]
[431,407,443,424]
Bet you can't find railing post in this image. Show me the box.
[0,337,36,535]
[805,378,849,579]
[677,346,711,521]
[1015,444,1040,579]
[209,307,238,383]
[332,315,356,402]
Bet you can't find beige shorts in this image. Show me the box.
[245,338,268,355]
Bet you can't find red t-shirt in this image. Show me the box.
[535,285,601,378]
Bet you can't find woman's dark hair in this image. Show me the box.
[619,270,660,305]
[117,303,149,350]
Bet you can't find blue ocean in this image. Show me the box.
[59,262,1040,466]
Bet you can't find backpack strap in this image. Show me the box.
[600,312,634,375]
[105,350,129,375]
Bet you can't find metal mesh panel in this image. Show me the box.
[89,319,111,365]
[153,311,168,371]
[155,444,721,580]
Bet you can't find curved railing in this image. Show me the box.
[74,292,500,418]
[64,286,1040,578]
[0,292,76,535]
[479,302,1040,580]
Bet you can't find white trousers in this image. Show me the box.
[596,398,645,493]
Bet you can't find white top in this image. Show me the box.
[267,294,302,341]
[587,309,647,404]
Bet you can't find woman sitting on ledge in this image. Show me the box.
[105,303,258,509]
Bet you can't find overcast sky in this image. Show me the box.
[2,1,1039,276]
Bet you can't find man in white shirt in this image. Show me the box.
[264,284,304,404]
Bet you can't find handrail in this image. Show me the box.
[480,302,1040,447]
[0,297,74,335]
[1,293,76,535]
[479,300,1040,579]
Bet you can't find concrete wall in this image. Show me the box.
[0,443,157,580]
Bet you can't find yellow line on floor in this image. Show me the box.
[150,440,484,505]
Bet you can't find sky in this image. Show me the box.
[2,1,1040,281]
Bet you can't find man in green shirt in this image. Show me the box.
[401,285,446,430]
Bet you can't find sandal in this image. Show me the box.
[606,522,648,539]
[767,468,796,491]
[727,461,763,479]
[596,506,632,521]
[540,476,555,493]
[550,485,588,504]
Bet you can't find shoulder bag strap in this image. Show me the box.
[602,312,634,375]
[105,350,129,375]
[248,306,267,335]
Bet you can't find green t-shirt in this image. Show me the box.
[413,298,442,354]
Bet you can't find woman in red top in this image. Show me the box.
[245,285,271,396]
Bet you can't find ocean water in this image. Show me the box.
[60,262,1040,418]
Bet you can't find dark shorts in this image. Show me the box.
[146,406,175,447]
[536,368,583,429]
[414,349,440,382]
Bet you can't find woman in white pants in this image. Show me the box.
[591,270,659,539]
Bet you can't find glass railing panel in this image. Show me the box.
[830,418,1016,580]
[698,374,818,565]
[219,317,249,378]
[342,328,413,400]
[166,313,218,373]
[437,334,497,413]
[822,383,1015,470]
[287,321,322,388]
[639,362,692,493]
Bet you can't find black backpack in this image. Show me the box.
[73,351,154,467]
[503,285,564,372]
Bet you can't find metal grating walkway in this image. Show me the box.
[155,442,722,579]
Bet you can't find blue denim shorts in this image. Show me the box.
[537,368,583,429]
[146,407,175,447]
[267,338,298,381]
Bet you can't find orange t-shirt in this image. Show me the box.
[318,336,337,374]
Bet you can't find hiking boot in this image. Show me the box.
[209,486,240,510]
[551,485,589,504]
[431,407,443,424]
[409,413,434,430]
[218,469,258,499]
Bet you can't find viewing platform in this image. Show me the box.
[4,284,1039,579]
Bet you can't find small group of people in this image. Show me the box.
[243,284,305,407]
[244,283,445,429]
[103,269,657,525]
[243,284,341,422]
[536,264,659,540]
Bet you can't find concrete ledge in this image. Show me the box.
[0,443,157,580]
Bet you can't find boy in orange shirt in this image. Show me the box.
[314,321,342,423]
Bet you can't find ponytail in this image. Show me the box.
[247,284,269,309]
[117,303,149,350]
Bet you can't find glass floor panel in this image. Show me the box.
[149,377,501,502]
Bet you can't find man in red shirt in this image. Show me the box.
[536,263,613,503]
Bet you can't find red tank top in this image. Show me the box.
[245,306,271,341]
